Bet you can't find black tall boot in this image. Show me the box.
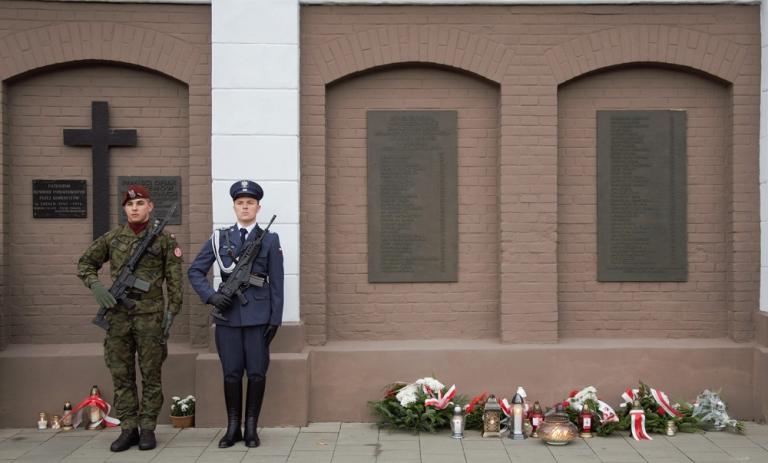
[243,378,266,448]
[218,381,243,448]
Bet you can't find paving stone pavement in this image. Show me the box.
[0,422,767,462]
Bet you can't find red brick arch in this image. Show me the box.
[0,22,202,83]
[312,26,512,85]
[545,25,746,85]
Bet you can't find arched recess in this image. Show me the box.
[548,26,756,342]
[0,22,206,348]
[301,29,510,345]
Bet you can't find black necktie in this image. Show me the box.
[240,228,248,244]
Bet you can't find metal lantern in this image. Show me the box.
[482,395,502,438]
[510,390,525,440]
[450,405,465,439]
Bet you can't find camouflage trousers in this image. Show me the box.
[104,309,167,430]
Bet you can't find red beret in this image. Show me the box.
[122,184,151,206]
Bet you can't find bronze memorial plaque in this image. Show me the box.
[597,110,687,281]
[368,110,458,282]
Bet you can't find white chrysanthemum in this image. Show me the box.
[416,377,444,392]
[181,404,189,412]
[396,384,419,407]
[172,396,181,402]
[186,395,195,401]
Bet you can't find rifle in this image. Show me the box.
[92,203,178,330]
[211,215,276,322]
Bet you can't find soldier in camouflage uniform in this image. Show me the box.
[77,185,183,452]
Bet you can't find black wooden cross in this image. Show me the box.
[64,101,137,239]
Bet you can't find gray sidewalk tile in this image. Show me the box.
[330,455,375,463]
[301,422,341,433]
[286,450,332,463]
[376,449,422,461]
[292,432,337,452]
[241,455,288,463]
[196,449,246,462]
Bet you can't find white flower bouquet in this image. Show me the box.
[170,395,196,417]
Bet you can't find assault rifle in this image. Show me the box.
[92,203,178,330]
[211,214,276,322]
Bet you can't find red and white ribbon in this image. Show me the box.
[650,388,682,417]
[62,395,120,428]
[621,388,639,405]
[499,398,512,417]
[424,384,456,410]
[630,409,652,441]
[621,387,681,417]
[598,400,619,423]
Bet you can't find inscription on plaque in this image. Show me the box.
[117,176,181,225]
[368,110,458,282]
[597,110,687,281]
[33,180,87,218]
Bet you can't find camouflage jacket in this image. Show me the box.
[77,224,183,315]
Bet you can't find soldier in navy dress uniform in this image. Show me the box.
[187,180,284,448]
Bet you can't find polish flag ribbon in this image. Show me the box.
[630,409,652,441]
[62,395,120,428]
[650,388,683,417]
[621,388,639,405]
[499,398,512,417]
[598,400,619,423]
[424,384,456,410]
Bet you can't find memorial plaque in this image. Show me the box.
[368,110,458,282]
[117,176,181,225]
[32,180,87,218]
[597,110,687,281]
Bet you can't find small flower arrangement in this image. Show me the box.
[170,395,196,417]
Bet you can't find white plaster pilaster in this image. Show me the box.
[212,0,300,322]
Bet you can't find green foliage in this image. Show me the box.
[368,384,465,433]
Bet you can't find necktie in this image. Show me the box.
[240,228,248,244]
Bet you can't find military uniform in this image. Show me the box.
[77,203,182,435]
[187,180,283,448]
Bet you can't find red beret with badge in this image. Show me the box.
[122,184,151,206]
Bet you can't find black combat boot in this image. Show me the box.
[138,429,156,450]
[243,378,266,448]
[218,380,243,448]
[110,428,139,452]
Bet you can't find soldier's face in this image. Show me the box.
[123,198,154,224]
[233,197,260,225]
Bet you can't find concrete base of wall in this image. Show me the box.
[1,336,765,428]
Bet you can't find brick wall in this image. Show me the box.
[300,4,760,343]
[6,65,189,344]
[0,1,211,346]
[326,66,500,340]
[558,66,731,338]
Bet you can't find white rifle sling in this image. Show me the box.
[211,229,236,274]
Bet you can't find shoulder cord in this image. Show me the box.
[211,229,236,274]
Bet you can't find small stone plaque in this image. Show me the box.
[33,180,87,218]
[597,110,687,281]
[367,110,458,282]
[117,176,181,225]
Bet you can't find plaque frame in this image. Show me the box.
[597,110,687,282]
[367,110,458,283]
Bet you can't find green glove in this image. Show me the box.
[89,281,116,308]
[162,311,174,338]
